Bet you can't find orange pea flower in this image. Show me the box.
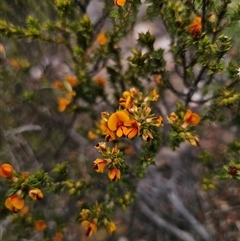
[57,98,71,112]
[182,109,200,128]
[65,75,78,87]
[53,81,63,89]
[124,145,134,155]
[88,131,98,140]
[28,188,43,201]
[148,89,159,101]
[97,32,107,46]
[5,194,24,213]
[93,158,108,173]
[108,168,121,181]
[124,120,139,139]
[152,116,164,127]
[119,91,133,109]
[80,209,91,219]
[114,0,126,7]
[108,111,130,138]
[106,221,116,233]
[188,135,200,147]
[35,220,47,231]
[10,59,20,69]
[54,232,63,241]
[94,76,106,86]
[167,112,178,124]
[0,163,14,178]
[95,142,107,152]
[81,220,98,236]
[99,119,116,141]
[189,16,202,38]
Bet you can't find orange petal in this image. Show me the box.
[11,196,24,209]
[90,221,97,233]
[184,110,193,122]
[116,110,130,122]
[127,128,138,139]
[5,197,14,211]
[114,0,126,7]
[81,220,90,229]
[108,113,119,131]
[108,169,116,180]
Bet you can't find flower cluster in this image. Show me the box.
[100,88,163,142]
[53,75,78,112]
[93,142,126,181]
[0,163,44,212]
[167,109,201,147]
[79,202,116,236]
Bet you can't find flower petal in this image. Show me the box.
[11,196,24,209]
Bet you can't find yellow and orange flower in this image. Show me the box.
[106,221,116,233]
[97,32,107,46]
[188,135,200,147]
[108,168,121,181]
[155,75,162,85]
[95,142,107,152]
[53,232,63,241]
[35,220,47,231]
[119,91,133,109]
[80,209,91,219]
[65,75,78,87]
[88,130,98,140]
[53,81,63,90]
[107,111,130,138]
[28,188,43,201]
[94,76,106,86]
[10,59,21,69]
[93,158,108,173]
[81,220,98,236]
[189,16,202,38]
[182,109,200,128]
[167,112,178,124]
[99,119,116,141]
[5,194,24,213]
[57,98,71,112]
[142,129,153,142]
[0,163,14,178]
[152,116,164,127]
[114,0,126,7]
[148,89,159,102]
[124,145,134,155]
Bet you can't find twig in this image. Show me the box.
[168,192,212,241]
[4,124,41,138]
[139,201,197,241]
